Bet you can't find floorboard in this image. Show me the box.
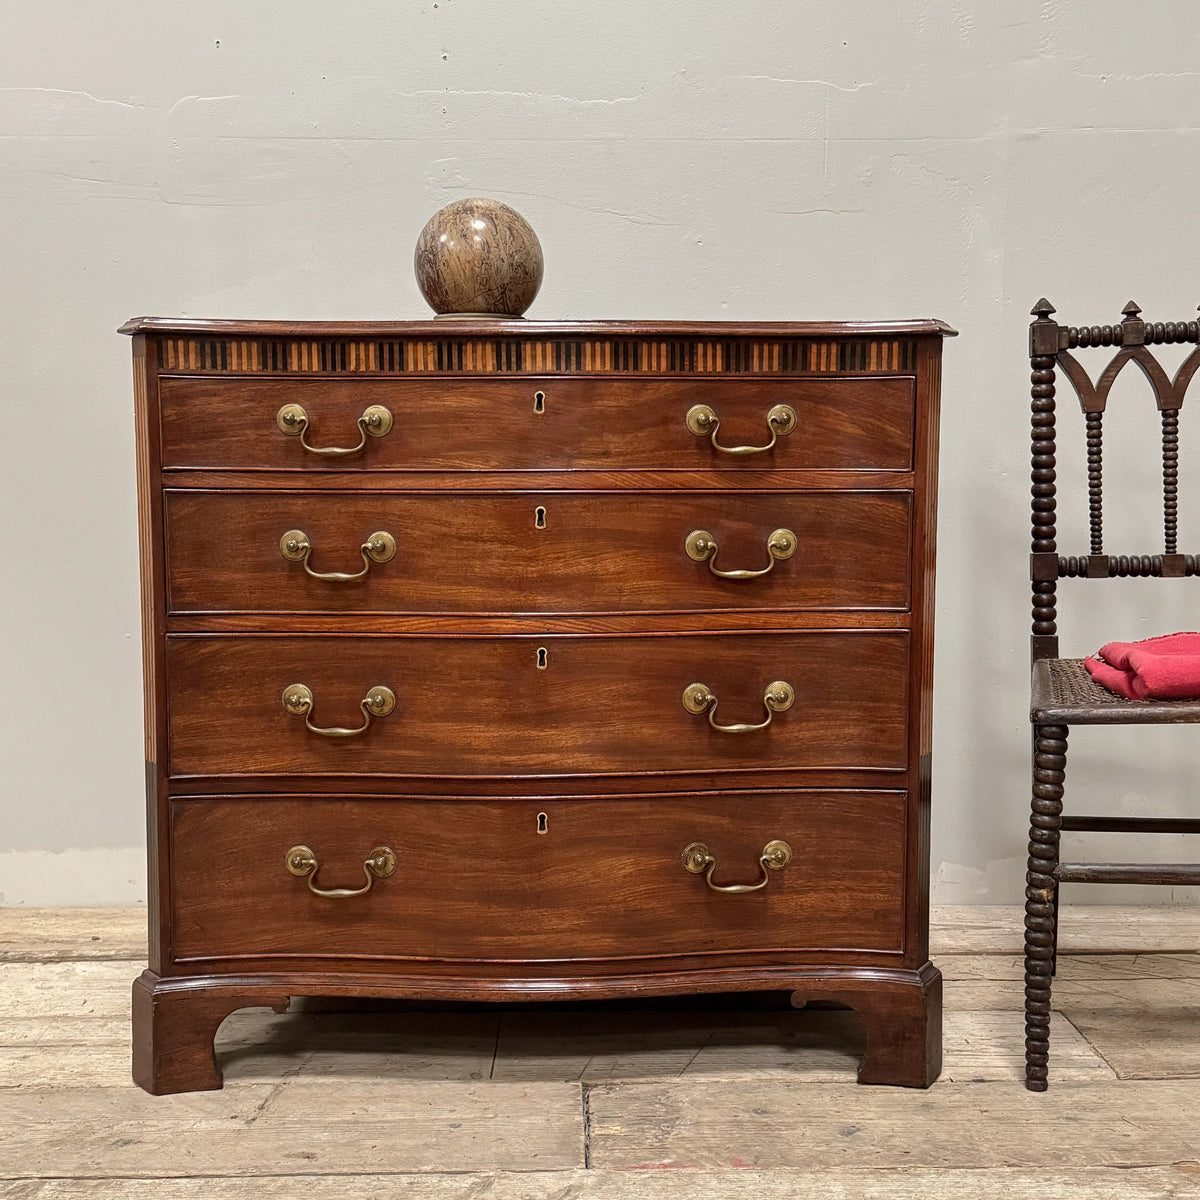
[0,909,144,963]
[0,904,1197,1196]
[2,1080,584,1176]
[2,1167,1200,1199]
[586,1078,1200,1170]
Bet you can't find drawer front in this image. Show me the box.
[170,793,907,962]
[158,375,915,471]
[165,490,912,615]
[165,632,910,778]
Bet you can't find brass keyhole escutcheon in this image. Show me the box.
[535,506,547,529]
[534,390,546,413]
[536,647,548,670]
[537,812,549,835]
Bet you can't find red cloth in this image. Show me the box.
[1085,632,1200,701]
[1084,654,1146,700]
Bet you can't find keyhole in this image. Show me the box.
[535,506,546,529]
[537,812,549,835]
[533,390,545,413]
[536,647,548,670]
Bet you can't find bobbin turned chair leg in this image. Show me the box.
[1050,880,1060,978]
[1025,723,1067,1092]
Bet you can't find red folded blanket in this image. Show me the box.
[1084,632,1200,701]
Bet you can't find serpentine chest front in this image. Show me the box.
[123,317,952,1093]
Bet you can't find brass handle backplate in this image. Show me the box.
[279,529,396,581]
[285,844,396,897]
[686,403,796,456]
[282,683,396,738]
[276,403,393,456]
[681,839,793,893]
[685,528,796,579]
[682,680,795,733]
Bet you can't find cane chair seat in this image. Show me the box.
[1032,658,1200,725]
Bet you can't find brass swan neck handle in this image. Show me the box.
[285,844,396,897]
[682,680,795,733]
[686,403,796,456]
[686,528,796,580]
[280,529,396,582]
[282,683,396,738]
[276,403,393,456]
[681,839,793,893]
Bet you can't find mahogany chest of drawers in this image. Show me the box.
[123,316,953,1094]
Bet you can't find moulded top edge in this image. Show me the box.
[119,316,958,338]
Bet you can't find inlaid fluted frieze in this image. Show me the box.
[152,335,921,376]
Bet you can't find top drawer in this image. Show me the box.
[158,375,915,472]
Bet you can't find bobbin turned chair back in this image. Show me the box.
[1023,298,1200,1094]
[1030,298,1200,643]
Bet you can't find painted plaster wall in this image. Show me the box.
[2,1,1199,905]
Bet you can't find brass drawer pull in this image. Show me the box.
[682,680,794,733]
[276,403,393,456]
[282,683,396,738]
[286,844,396,897]
[682,839,793,893]
[686,528,796,579]
[279,529,397,581]
[686,403,796,456]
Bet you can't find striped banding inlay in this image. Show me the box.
[158,336,918,375]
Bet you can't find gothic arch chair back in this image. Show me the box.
[1025,298,1200,1091]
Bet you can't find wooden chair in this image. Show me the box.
[1024,298,1200,1090]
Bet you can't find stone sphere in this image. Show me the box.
[414,198,544,318]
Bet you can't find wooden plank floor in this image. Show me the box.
[0,906,1197,1198]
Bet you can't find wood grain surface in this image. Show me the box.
[158,375,916,472]
[164,630,910,779]
[164,488,913,615]
[167,792,908,963]
[121,316,958,337]
[3,1170,1196,1199]
[585,1078,1200,1170]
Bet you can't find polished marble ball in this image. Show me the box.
[414,198,544,318]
